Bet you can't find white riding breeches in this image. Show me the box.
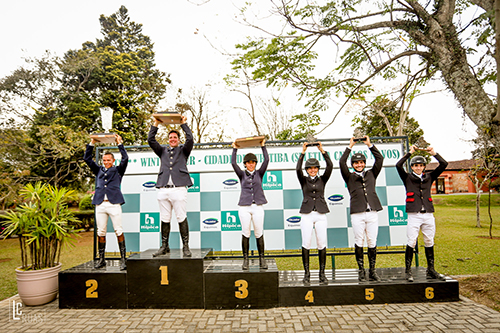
[406,212,435,248]
[351,211,379,248]
[300,211,327,250]
[95,201,123,237]
[157,187,188,223]
[238,204,264,238]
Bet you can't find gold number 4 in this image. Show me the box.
[425,287,434,299]
[305,290,314,303]
[365,288,374,301]
[235,279,249,299]
[159,266,169,285]
[86,279,98,298]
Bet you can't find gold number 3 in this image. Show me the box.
[235,279,249,299]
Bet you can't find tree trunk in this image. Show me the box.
[476,184,482,228]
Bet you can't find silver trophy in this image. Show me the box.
[306,133,319,146]
[414,137,430,151]
[353,128,366,142]
[90,107,117,144]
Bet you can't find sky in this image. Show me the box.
[0,0,480,161]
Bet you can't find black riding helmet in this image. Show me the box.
[305,158,320,169]
[243,153,258,164]
[410,155,427,166]
[350,153,366,166]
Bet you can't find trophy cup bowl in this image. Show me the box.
[152,111,183,125]
[90,107,117,144]
[305,133,319,146]
[353,128,366,142]
[234,135,266,148]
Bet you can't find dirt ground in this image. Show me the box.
[458,272,500,312]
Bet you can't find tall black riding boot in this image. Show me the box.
[94,237,106,269]
[425,246,445,280]
[118,237,127,270]
[179,219,192,257]
[302,247,310,284]
[242,235,250,270]
[368,247,381,282]
[405,245,414,282]
[256,236,268,269]
[152,222,171,257]
[355,244,366,282]
[318,248,328,284]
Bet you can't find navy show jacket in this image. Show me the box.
[83,144,128,205]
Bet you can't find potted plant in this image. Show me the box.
[1,182,80,306]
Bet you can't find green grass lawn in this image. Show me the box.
[0,194,499,301]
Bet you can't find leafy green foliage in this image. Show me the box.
[1,182,80,270]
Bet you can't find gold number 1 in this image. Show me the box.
[159,266,169,285]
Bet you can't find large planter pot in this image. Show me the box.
[15,263,62,306]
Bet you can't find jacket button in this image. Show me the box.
[104,185,107,187]
[313,198,316,200]
[170,167,173,170]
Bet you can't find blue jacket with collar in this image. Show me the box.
[231,146,269,206]
[84,144,128,205]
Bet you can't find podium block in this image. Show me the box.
[127,248,212,309]
[204,259,279,309]
[59,260,127,309]
[279,267,459,307]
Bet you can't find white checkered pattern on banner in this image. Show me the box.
[103,143,408,252]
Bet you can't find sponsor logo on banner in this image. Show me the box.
[140,213,160,232]
[388,205,408,225]
[286,215,301,228]
[327,194,345,206]
[142,181,157,192]
[221,211,241,231]
[222,178,239,190]
[202,217,219,230]
[262,171,283,190]
[188,173,200,192]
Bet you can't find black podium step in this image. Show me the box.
[203,259,279,309]
[127,248,212,309]
[278,267,459,306]
[59,260,127,309]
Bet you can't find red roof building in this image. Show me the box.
[425,159,479,194]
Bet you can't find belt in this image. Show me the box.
[103,199,109,202]
[366,209,372,212]
[419,210,427,214]
[163,185,177,188]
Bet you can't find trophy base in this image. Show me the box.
[306,142,319,147]
[90,133,116,144]
[234,135,266,148]
[153,112,183,125]
[353,137,367,142]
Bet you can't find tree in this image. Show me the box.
[49,5,170,144]
[352,95,424,144]
[232,1,499,140]
[0,6,170,203]
[468,134,500,231]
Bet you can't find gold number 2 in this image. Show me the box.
[159,266,169,285]
[365,288,374,301]
[305,290,314,303]
[86,279,98,298]
[425,287,434,299]
[235,279,249,299]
